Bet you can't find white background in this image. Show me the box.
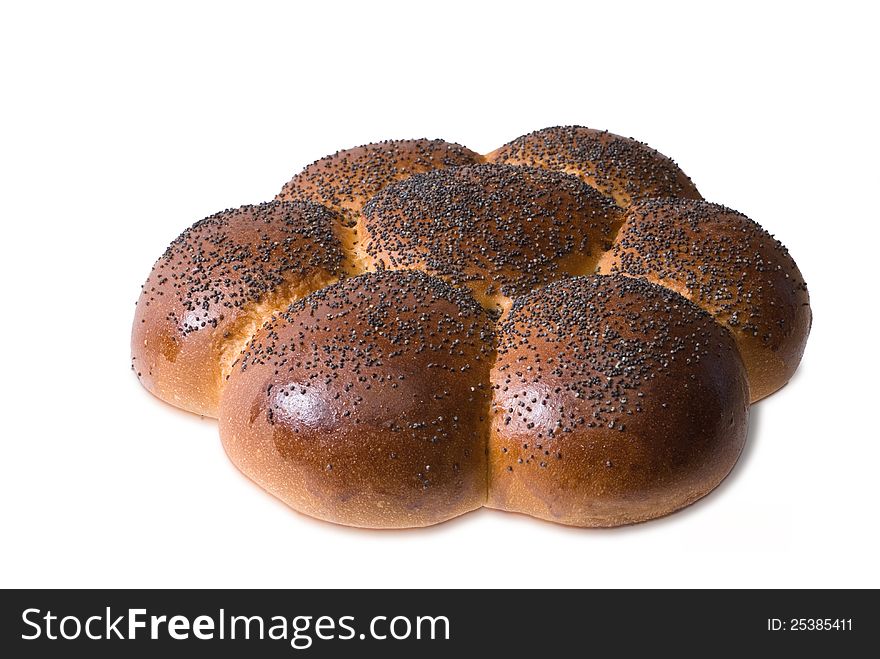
[1,1,877,589]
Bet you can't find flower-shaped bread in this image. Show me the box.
[133,128,810,528]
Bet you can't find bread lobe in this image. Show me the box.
[219,270,496,528]
[360,164,622,312]
[131,201,346,417]
[596,198,811,401]
[487,125,701,207]
[278,139,484,274]
[488,274,749,527]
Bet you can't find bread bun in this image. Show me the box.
[596,199,811,401]
[277,139,483,273]
[219,269,495,529]
[358,164,622,313]
[131,201,345,417]
[486,125,701,207]
[488,274,749,527]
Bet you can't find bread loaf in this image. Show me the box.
[132,127,811,528]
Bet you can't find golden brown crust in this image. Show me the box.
[486,125,701,207]
[595,199,811,401]
[487,274,749,527]
[277,139,483,273]
[218,270,496,528]
[359,164,622,313]
[131,201,345,417]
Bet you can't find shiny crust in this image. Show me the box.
[359,164,622,312]
[219,270,496,528]
[596,199,811,401]
[488,275,750,527]
[486,125,702,207]
[131,201,345,417]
